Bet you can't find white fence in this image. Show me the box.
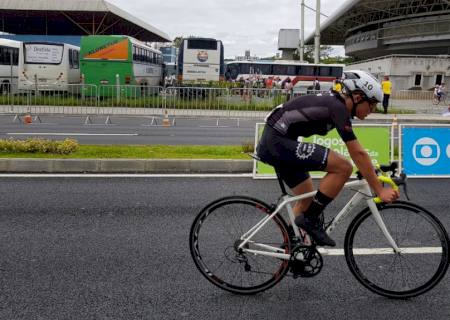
[0,85,445,118]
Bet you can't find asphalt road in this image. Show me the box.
[1,176,449,319]
[0,115,259,145]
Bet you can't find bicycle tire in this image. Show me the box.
[190,196,291,295]
[344,200,449,299]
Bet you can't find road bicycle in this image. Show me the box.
[432,92,447,105]
[190,162,449,299]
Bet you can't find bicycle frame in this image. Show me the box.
[238,178,402,260]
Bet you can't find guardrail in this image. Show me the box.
[0,85,446,119]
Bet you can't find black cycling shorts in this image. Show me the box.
[256,125,329,188]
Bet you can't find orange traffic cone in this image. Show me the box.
[24,113,33,124]
[392,114,398,128]
[162,110,170,127]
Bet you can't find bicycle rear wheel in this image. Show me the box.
[345,201,449,299]
[190,196,291,295]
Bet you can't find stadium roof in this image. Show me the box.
[0,0,171,42]
[305,0,450,45]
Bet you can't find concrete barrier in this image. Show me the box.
[0,159,253,173]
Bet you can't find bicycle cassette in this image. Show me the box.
[289,245,323,278]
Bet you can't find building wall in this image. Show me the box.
[346,55,450,91]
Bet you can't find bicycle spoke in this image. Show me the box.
[190,196,290,294]
[345,202,449,299]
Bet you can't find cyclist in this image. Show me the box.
[257,70,399,247]
[437,83,446,101]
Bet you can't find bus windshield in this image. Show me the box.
[24,43,63,65]
[187,39,217,50]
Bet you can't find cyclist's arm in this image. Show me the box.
[346,140,399,203]
[346,140,382,194]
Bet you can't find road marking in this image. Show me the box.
[319,247,442,255]
[6,132,138,136]
[0,173,253,178]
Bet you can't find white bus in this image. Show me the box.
[19,42,81,91]
[0,39,20,94]
[225,60,344,92]
[177,38,224,85]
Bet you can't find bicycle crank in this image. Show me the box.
[289,245,323,278]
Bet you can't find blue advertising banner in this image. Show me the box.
[402,127,450,176]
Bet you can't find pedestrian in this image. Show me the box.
[381,75,392,114]
[313,78,321,91]
[284,77,293,101]
[333,77,342,92]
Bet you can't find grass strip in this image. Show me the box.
[0,144,250,159]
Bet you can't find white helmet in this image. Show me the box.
[342,70,383,103]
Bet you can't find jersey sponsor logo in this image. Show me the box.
[197,51,209,62]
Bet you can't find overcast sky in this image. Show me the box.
[108,0,346,58]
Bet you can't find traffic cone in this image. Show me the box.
[392,114,398,128]
[162,110,170,127]
[24,113,32,124]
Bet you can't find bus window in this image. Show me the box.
[303,66,314,76]
[331,67,343,77]
[187,39,217,50]
[13,48,18,65]
[239,63,250,75]
[273,65,287,76]
[252,64,271,75]
[69,49,74,68]
[286,65,297,76]
[319,66,331,76]
[73,50,79,69]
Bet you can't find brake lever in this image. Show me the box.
[403,183,410,200]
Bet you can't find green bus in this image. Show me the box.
[80,35,163,97]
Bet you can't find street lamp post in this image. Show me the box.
[300,0,305,62]
[314,0,320,64]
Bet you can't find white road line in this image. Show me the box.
[0,173,253,178]
[6,133,138,136]
[319,247,443,256]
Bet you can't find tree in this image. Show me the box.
[172,35,200,48]
[172,36,183,48]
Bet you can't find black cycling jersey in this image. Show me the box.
[266,93,356,142]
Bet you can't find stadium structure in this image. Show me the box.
[0,0,170,44]
[305,0,450,90]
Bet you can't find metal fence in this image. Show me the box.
[0,84,445,118]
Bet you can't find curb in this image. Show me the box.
[0,159,254,173]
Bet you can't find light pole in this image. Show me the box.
[300,0,305,62]
[314,0,320,64]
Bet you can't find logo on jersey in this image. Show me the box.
[197,51,208,62]
[296,142,316,160]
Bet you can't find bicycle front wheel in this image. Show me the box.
[345,201,449,299]
[190,196,291,295]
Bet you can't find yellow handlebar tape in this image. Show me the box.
[373,176,399,204]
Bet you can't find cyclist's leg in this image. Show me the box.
[291,149,352,216]
[317,149,353,198]
[292,150,352,246]
[291,178,314,216]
